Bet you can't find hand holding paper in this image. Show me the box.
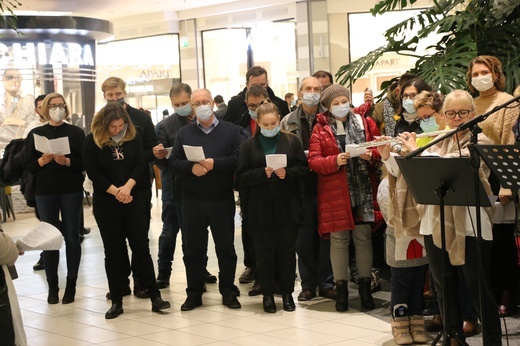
[34,134,71,155]
[265,154,287,170]
[183,145,206,162]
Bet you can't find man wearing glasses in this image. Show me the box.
[171,88,244,311]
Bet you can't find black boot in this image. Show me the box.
[105,302,124,319]
[151,294,171,312]
[156,270,171,289]
[359,277,375,310]
[263,295,276,313]
[62,277,77,304]
[282,293,295,312]
[335,280,349,312]
[47,283,59,304]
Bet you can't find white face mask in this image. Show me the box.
[471,75,494,92]
[302,92,320,107]
[330,103,350,119]
[49,108,66,122]
[196,105,213,121]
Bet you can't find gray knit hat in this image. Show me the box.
[320,84,351,110]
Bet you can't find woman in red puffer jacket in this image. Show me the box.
[308,84,380,312]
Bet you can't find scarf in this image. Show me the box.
[331,112,374,222]
[382,98,396,136]
[427,131,493,265]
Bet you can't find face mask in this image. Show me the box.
[302,92,320,107]
[471,75,494,92]
[111,123,128,144]
[175,104,192,117]
[196,105,213,121]
[419,116,440,133]
[249,109,257,120]
[291,99,296,107]
[260,125,280,138]
[49,108,66,122]
[402,99,416,114]
[330,103,350,119]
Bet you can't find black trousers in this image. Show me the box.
[253,222,299,295]
[424,235,502,343]
[182,197,238,297]
[93,190,159,304]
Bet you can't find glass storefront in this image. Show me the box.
[202,21,298,104]
[96,34,181,124]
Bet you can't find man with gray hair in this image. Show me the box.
[280,76,336,302]
[171,88,244,311]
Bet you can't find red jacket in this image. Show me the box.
[308,112,380,238]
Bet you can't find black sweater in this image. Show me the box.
[83,133,147,196]
[24,123,85,196]
[170,120,243,200]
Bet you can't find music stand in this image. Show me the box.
[395,156,491,346]
[475,144,520,190]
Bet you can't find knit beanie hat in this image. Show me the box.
[320,84,351,110]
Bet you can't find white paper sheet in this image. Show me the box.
[345,144,366,158]
[183,145,206,162]
[15,222,63,251]
[493,201,516,223]
[165,147,173,159]
[33,134,71,155]
[266,154,287,170]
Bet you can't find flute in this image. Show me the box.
[356,138,401,148]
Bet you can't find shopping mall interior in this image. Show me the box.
[1,0,519,345]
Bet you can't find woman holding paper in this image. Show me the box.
[83,102,170,319]
[24,92,85,305]
[236,100,307,313]
[308,84,380,312]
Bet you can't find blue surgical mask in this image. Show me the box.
[402,99,416,114]
[249,109,257,120]
[419,116,440,133]
[260,125,280,138]
[291,99,296,106]
[175,104,192,117]
[331,103,350,119]
[302,92,320,107]
[195,105,213,121]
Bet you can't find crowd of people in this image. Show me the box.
[1,55,519,346]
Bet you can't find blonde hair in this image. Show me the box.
[443,90,475,112]
[41,93,69,122]
[413,91,444,112]
[91,102,136,148]
[101,77,126,93]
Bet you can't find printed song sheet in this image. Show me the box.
[15,222,63,251]
[33,134,71,155]
[183,145,205,162]
[266,154,287,170]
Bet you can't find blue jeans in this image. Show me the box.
[295,196,334,290]
[36,191,83,285]
[157,170,182,274]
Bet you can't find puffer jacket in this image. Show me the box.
[308,112,380,237]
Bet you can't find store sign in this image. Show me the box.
[0,42,95,67]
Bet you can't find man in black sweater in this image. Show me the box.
[223,66,290,124]
[171,88,243,311]
[153,83,216,289]
[101,77,158,299]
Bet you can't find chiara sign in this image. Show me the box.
[0,42,95,67]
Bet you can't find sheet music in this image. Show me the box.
[266,154,287,170]
[15,222,63,251]
[345,144,366,157]
[183,145,206,162]
[33,134,71,155]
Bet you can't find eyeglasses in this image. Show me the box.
[415,111,437,123]
[402,93,417,100]
[247,99,270,110]
[191,100,211,108]
[49,104,66,110]
[444,109,471,119]
[4,74,22,82]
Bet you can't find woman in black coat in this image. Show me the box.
[236,100,307,313]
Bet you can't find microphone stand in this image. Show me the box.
[404,93,519,346]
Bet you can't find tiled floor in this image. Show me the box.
[3,196,519,345]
